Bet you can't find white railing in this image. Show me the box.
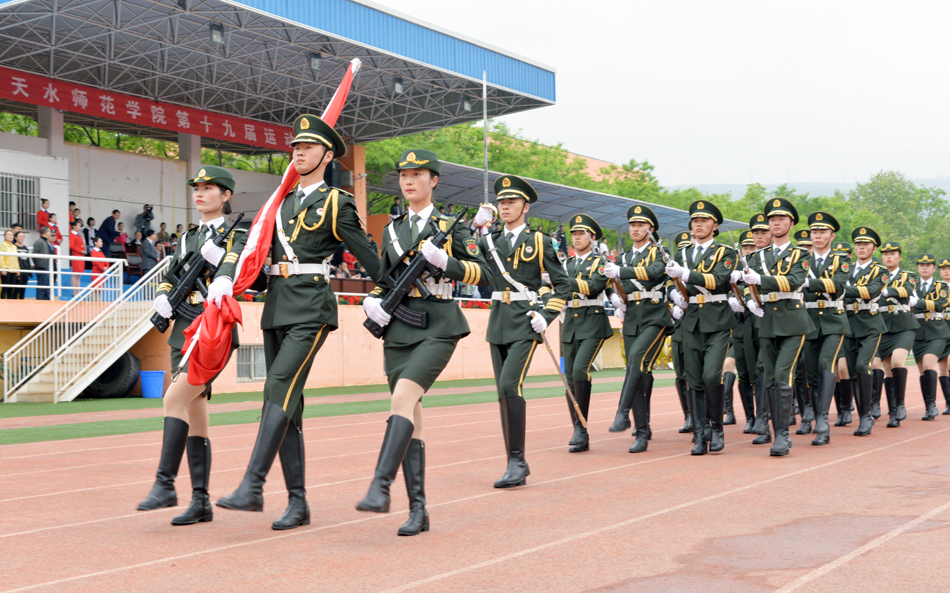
[0,251,130,301]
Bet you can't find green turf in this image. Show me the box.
[0,373,676,445]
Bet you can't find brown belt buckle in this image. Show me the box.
[502,291,511,304]
[279,262,290,278]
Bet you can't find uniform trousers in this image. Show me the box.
[803,331,845,389]
[490,340,539,399]
[846,334,882,377]
[264,323,329,427]
[622,326,669,375]
[683,329,732,393]
[761,335,806,389]
[562,337,607,386]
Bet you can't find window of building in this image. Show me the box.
[0,173,39,229]
[236,344,266,382]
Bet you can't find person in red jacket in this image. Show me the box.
[36,199,50,231]
[89,237,108,297]
[47,213,63,245]
[69,219,86,296]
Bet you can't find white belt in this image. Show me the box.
[805,299,843,310]
[269,262,330,277]
[761,292,804,303]
[187,291,205,305]
[851,302,879,312]
[915,312,944,321]
[627,290,664,302]
[492,290,538,304]
[885,304,911,314]
[568,298,603,308]
[409,278,453,300]
[688,294,728,304]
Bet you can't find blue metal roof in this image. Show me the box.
[231,0,556,102]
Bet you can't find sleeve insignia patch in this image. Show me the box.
[724,259,733,269]
[842,262,849,272]
[598,266,605,275]
[942,290,947,298]
[802,260,809,270]
[464,238,480,256]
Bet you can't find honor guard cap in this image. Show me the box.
[493,174,537,203]
[187,165,235,193]
[851,227,881,246]
[290,114,347,159]
[808,211,840,232]
[689,200,724,224]
[918,253,937,264]
[764,197,799,224]
[750,213,769,231]
[569,213,603,241]
[627,204,659,229]
[880,241,901,253]
[832,241,853,255]
[939,258,950,268]
[395,149,441,175]
[739,229,754,246]
[673,231,692,249]
[794,229,812,246]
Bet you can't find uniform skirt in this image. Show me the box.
[878,330,916,361]
[914,337,947,362]
[384,337,460,393]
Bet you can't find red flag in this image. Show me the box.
[183,296,243,386]
[182,58,362,386]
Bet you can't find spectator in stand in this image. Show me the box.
[367,233,379,255]
[187,223,198,231]
[84,217,96,248]
[68,201,76,223]
[1,229,19,299]
[330,242,346,276]
[47,213,63,245]
[37,199,50,231]
[115,222,128,252]
[69,219,86,295]
[171,223,183,241]
[133,204,154,236]
[11,221,23,234]
[555,224,567,258]
[98,210,120,255]
[89,237,108,296]
[156,222,169,243]
[342,246,357,276]
[609,248,618,263]
[132,230,143,246]
[13,231,30,299]
[141,230,159,274]
[33,226,54,300]
[390,196,403,220]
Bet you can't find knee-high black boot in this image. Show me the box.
[217,401,289,512]
[138,417,189,511]
[171,436,213,525]
[642,373,655,439]
[738,382,756,433]
[272,424,310,530]
[690,390,709,455]
[770,383,793,456]
[398,439,428,536]
[796,378,814,434]
[871,369,884,419]
[939,375,950,415]
[722,372,736,425]
[854,373,874,436]
[708,384,725,452]
[569,381,591,452]
[835,379,853,426]
[356,415,414,512]
[751,373,770,436]
[812,371,836,446]
[676,379,692,433]
[627,371,648,453]
[567,386,586,446]
[886,373,899,428]
[923,369,940,420]
[608,367,633,432]
[495,396,530,488]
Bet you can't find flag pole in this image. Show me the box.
[482,70,489,205]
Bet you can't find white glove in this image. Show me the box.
[604,262,621,279]
[881,288,889,298]
[728,296,745,313]
[730,270,743,284]
[420,239,449,271]
[154,294,173,319]
[363,296,391,326]
[610,293,626,312]
[672,305,684,320]
[665,261,686,279]
[747,299,764,318]
[527,311,548,334]
[803,278,811,289]
[909,294,919,308]
[473,203,495,227]
[671,290,687,309]
[206,276,233,307]
[615,307,625,320]
[541,272,551,285]
[742,269,762,285]
[200,240,226,266]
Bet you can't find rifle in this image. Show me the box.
[648,233,688,300]
[726,230,762,308]
[364,215,463,339]
[151,212,246,333]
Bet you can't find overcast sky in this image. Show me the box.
[371,0,950,187]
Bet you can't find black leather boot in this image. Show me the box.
[770,383,793,456]
[357,415,414,512]
[812,371,836,446]
[690,390,709,455]
[939,375,950,415]
[217,401,289,512]
[738,382,756,433]
[885,372,900,428]
[138,417,189,511]
[854,373,874,436]
[751,373,770,436]
[752,385,773,445]
[272,424,310,530]
[629,373,649,453]
[722,372,736,425]
[642,373,654,440]
[608,368,633,433]
[895,371,907,420]
[675,379,692,433]
[569,381,591,452]
[398,439,429,536]
[871,369,884,419]
[836,379,853,426]
[495,396,530,488]
[923,369,940,420]
[567,386,586,447]
[708,384,725,452]
[796,379,814,434]
[171,436,212,525]
[790,381,799,426]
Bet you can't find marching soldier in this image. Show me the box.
[832,241,856,425]
[842,227,887,436]
[740,198,813,456]
[938,257,950,414]
[603,205,671,453]
[357,149,491,533]
[560,214,614,453]
[792,228,815,432]
[745,213,773,445]
[664,200,736,455]
[800,212,850,446]
[911,254,949,421]
[217,115,381,530]
[876,242,918,428]
[475,174,570,488]
[668,231,694,433]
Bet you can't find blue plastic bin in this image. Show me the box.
[140,371,166,399]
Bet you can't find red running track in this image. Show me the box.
[2,372,950,592]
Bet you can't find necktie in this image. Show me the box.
[296,189,306,206]
[505,232,513,251]
[693,246,703,263]
[410,214,421,243]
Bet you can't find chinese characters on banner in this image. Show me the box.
[0,65,295,151]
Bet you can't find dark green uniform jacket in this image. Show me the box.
[370,211,490,346]
[753,244,815,339]
[479,227,571,344]
[913,278,950,340]
[617,245,672,335]
[881,270,919,333]
[843,262,888,338]
[261,184,381,331]
[802,251,851,338]
[560,251,614,342]
[680,241,737,334]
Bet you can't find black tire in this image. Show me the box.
[84,352,141,399]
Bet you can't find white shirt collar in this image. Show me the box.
[503,222,527,243]
[575,249,591,263]
[854,260,871,274]
[814,248,831,260]
[407,203,435,232]
[298,180,327,199]
[696,238,714,251]
[200,216,225,232]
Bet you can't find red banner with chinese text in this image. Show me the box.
[0,65,294,151]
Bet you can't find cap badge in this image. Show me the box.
[757,215,764,221]
[502,177,511,188]
[300,118,310,130]
[575,216,582,223]
[407,151,416,162]
[860,228,866,234]
[697,202,705,210]
[773,199,781,207]
[816,213,823,221]
[197,168,206,177]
